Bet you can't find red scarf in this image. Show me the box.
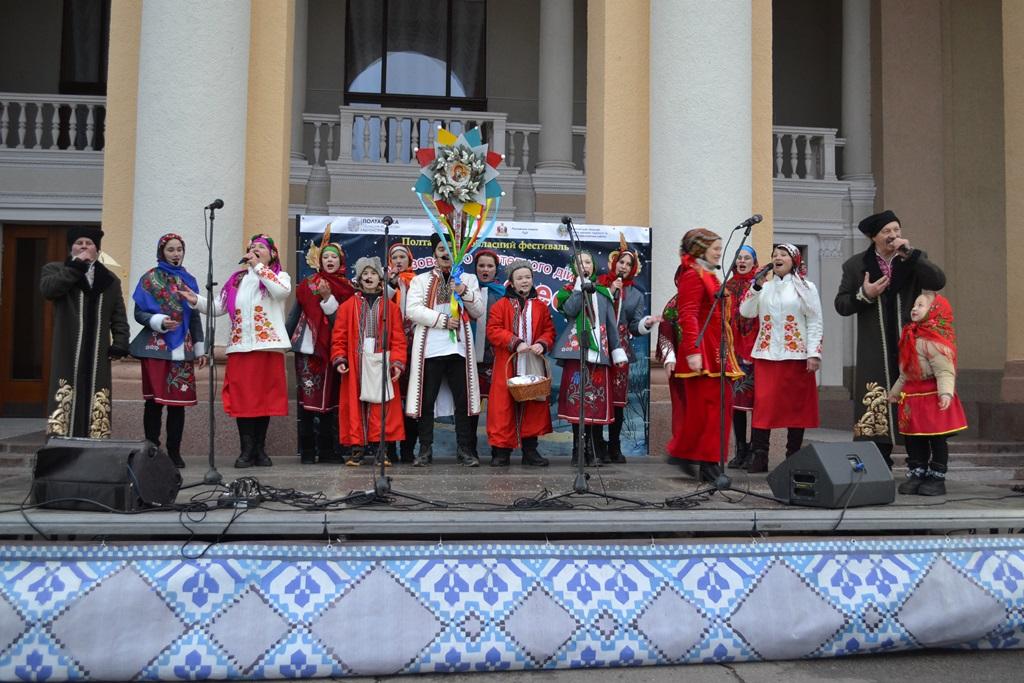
[296,245,355,357]
[725,262,759,359]
[898,294,957,380]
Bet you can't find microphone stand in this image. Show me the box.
[528,217,649,508]
[201,205,222,485]
[666,217,778,507]
[333,215,441,508]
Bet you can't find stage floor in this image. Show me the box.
[3,440,1023,539]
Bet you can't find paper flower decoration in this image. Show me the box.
[414,127,503,219]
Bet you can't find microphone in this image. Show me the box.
[740,214,763,228]
[381,215,394,227]
[205,199,224,210]
[561,215,573,226]
[753,264,773,280]
[896,243,912,256]
[238,256,249,265]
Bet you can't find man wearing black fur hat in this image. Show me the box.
[835,210,946,465]
[40,227,130,437]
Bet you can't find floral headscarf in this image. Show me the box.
[223,234,282,322]
[132,233,199,352]
[899,293,958,380]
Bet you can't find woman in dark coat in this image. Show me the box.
[41,227,130,438]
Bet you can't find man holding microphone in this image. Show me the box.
[835,210,946,466]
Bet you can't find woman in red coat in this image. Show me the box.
[486,260,556,467]
[331,256,407,466]
[670,228,743,482]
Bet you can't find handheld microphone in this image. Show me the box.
[205,199,224,210]
[754,264,773,280]
[896,243,912,256]
[238,256,249,265]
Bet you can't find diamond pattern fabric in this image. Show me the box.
[0,538,1021,679]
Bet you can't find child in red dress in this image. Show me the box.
[888,291,967,496]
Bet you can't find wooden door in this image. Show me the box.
[0,226,67,416]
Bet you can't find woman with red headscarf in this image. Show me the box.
[287,242,355,463]
[195,234,292,468]
[670,228,743,482]
[723,245,760,469]
[739,243,823,473]
[595,241,659,463]
[887,291,967,496]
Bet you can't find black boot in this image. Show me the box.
[607,408,626,463]
[785,428,805,458]
[700,461,723,483]
[456,444,480,467]
[165,406,185,468]
[585,427,602,467]
[386,442,397,466]
[746,449,769,474]
[401,417,418,463]
[521,437,549,467]
[345,445,364,467]
[490,447,512,467]
[414,443,432,467]
[234,418,256,469]
[317,412,344,463]
[898,467,926,495]
[299,412,317,464]
[595,432,611,464]
[727,441,751,470]
[143,400,162,448]
[253,416,272,467]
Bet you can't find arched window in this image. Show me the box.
[345,0,486,111]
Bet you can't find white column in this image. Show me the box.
[649,0,751,312]
[842,0,872,181]
[535,0,575,172]
[291,0,308,161]
[129,0,251,342]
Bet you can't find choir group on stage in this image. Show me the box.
[42,209,967,496]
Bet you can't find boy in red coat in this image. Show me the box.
[331,256,407,466]
[486,260,556,466]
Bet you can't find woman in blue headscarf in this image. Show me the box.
[129,233,207,468]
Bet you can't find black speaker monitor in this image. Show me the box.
[32,437,182,511]
[766,441,894,508]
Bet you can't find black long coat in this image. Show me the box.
[834,246,946,445]
[40,259,130,437]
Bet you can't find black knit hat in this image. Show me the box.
[67,226,104,250]
[858,210,899,238]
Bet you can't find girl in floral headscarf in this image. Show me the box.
[287,242,355,463]
[129,233,206,468]
[888,291,967,496]
[194,233,292,468]
[739,243,823,473]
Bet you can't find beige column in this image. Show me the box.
[750,0,773,259]
[1003,0,1024,401]
[98,0,143,282]
[584,0,649,226]
[243,0,296,267]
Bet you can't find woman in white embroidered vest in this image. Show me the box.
[186,234,292,468]
[739,243,823,473]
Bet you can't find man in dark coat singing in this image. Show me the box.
[835,210,946,465]
[40,227,130,438]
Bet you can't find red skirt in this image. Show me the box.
[222,351,288,418]
[557,360,614,424]
[751,358,819,429]
[897,378,968,436]
[141,358,197,406]
[668,375,732,463]
[611,362,629,407]
[295,352,339,413]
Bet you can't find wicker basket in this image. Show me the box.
[506,353,551,402]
